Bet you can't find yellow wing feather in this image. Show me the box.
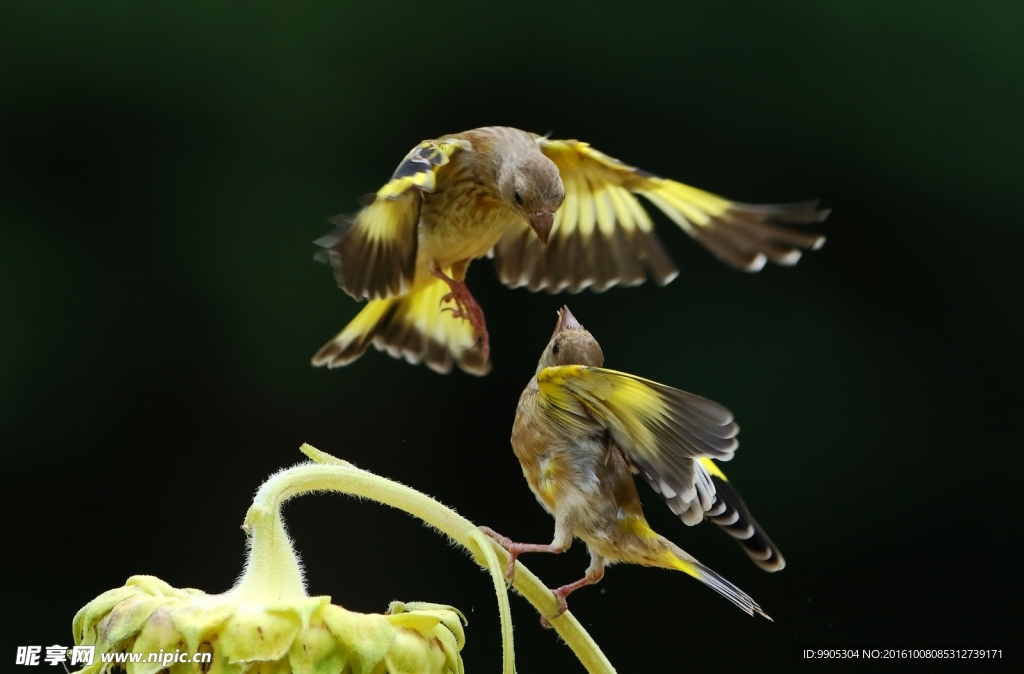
[311,274,488,376]
[492,140,674,293]
[536,365,738,523]
[316,139,470,301]
[490,137,828,292]
[698,456,728,481]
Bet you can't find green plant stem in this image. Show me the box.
[230,467,309,603]
[469,528,515,674]
[294,443,616,674]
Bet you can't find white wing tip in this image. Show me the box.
[779,250,802,266]
[745,254,768,272]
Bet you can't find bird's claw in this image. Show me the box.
[432,270,490,359]
[479,526,518,584]
[439,303,469,323]
[539,592,569,629]
[439,292,468,320]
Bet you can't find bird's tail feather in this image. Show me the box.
[311,276,490,375]
[639,180,829,271]
[660,541,771,620]
[701,459,786,572]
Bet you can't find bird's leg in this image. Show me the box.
[540,552,606,629]
[430,266,490,360]
[478,526,568,583]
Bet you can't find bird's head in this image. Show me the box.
[499,154,565,245]
[537,306,604,372]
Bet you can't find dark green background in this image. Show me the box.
[3,1,1021,671]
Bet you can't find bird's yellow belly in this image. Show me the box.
[419,194,518,271]
[421,214,512,269]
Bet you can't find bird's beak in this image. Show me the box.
[553,306,582,335]
[529,211,554,245]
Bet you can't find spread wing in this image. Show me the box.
[536,365,739,524]
[491,138,828,293]
[316,138,470,300]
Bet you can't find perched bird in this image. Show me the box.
[481,306,783,621]
[313,126,828,375]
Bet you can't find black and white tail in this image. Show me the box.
[699,458,786,572]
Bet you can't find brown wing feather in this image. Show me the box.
[490,138,828,291]
[316,139,469,301]
[492,139,678,292]
[315,201,418,301]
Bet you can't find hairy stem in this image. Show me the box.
[294,443,615,674]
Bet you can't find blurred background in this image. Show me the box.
[2,1,1021,670]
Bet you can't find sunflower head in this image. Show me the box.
[73,576,465,674]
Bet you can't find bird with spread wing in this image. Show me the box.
[481,306,783,623]
[313,126,828,375]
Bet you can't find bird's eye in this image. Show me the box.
[552,341,560,355]
[514,190,523,205]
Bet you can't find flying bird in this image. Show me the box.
[481,306,783,621]
[313,126,828,374]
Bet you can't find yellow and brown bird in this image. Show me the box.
[313,126,827,374]
[481,306,783,620]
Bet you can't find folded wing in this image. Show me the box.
[536,365,739,524]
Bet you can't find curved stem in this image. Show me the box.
[229,469,308,602]
[295,443,616,674]
[469,528,515,674]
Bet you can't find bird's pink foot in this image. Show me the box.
[479,525,582,627]
[478,526,564,584]
[538,576,595,628]
[431,268,490,360]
